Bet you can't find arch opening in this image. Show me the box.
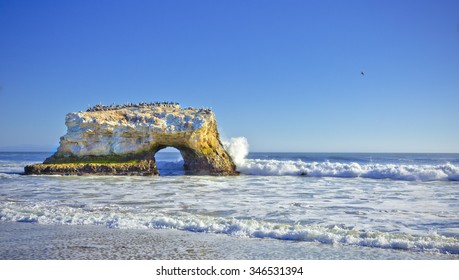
[153,147,185,176]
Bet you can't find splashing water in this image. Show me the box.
[222,137,249,166]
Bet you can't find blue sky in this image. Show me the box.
[0,0,458,152]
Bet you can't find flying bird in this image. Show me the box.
[360,71,365,76]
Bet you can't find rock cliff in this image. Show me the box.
[25,103,238,176]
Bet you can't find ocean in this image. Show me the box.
[1,144,459,259]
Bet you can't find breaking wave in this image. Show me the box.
[222,137,249,166]
[223,137,459,181]
[238,160,459,181]
[1,201,458,254]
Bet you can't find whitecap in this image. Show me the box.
[1,201,458,254]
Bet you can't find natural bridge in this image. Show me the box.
[25,102,238,176]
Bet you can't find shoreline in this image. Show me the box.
[1,222,457,260]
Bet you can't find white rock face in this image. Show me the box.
[57,105,213,157]
[38,103,237,175]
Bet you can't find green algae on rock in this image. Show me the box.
[25,102,238,176]
[25,160,158,176]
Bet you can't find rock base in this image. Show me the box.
[24,160,158,176]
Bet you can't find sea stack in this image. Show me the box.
[25,102,238,176]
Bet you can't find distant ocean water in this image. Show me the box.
[1,141,459,259]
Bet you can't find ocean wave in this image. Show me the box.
[1,201,458,254]
[222,137,249,166]
[0,173,21,179]
[222,137,459,181]
[0,161,37,174]
[237,159,459,181]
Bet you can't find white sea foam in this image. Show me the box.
[2,152,458,259]
[1,201,458,254]
[0,173,20,179]
[238,160,459,181]
[221,137,459,181]
[222,137,249,166]
[0,161,34,174]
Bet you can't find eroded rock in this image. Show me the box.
[25,103,238,176]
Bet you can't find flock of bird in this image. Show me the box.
[85,101,213,113]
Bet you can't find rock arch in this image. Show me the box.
[150,143,227,175]
[25,103,238,176]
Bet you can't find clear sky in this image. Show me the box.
[0,0,458,152]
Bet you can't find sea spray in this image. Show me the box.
[222,137,249,167]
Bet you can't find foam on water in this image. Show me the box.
[223,137,459,181]
[239,160,459,181]
[1,201,458,254]
[0,160,35,174]
[1,150,458,257]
